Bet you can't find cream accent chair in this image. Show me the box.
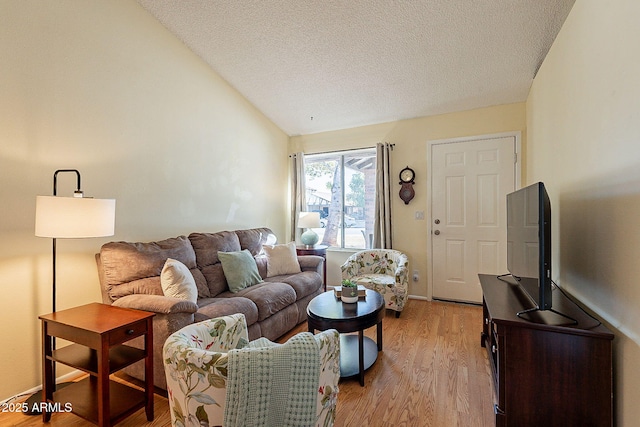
[341,249,409,318]
[163,313,340,427]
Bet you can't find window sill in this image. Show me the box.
[326,247,363,253]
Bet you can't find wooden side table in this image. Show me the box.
[297,244,328,291]
[40,303,155,426]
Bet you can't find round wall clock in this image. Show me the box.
[399,166,415,204]
[399,166,415,184]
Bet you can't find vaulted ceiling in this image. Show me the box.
[137,0,575,136]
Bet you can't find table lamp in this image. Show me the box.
[298,211,320,247]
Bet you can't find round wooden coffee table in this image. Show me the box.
[307,289,384,386]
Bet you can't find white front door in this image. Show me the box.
[430,134,518,303]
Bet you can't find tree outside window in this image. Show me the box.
[304,148,376,249]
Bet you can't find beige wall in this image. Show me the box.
[291,103,526,294]
[526,1,640,425]
[0,1,289,400]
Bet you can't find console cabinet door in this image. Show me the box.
[502,326,612,426]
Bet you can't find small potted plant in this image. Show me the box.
[341,279,359,303]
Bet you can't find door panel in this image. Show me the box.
[431,136,516,303]
[446,176,465,226]
[445,240,465,281]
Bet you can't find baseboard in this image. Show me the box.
[1,370,81,405]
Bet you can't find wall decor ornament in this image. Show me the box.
[398,166,415,204]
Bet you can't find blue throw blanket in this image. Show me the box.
[224,333,320,427]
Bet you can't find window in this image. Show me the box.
[304,148,376,249]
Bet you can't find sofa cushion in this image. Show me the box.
[190,231,241,296]
[198,264,228,297]
[161,258,198,303]
[189,231,240,267]
[236,227,275,256]
[189,229,276,296]
[218,282,297,322]
[195,297,259,326]
[263,242,301,277]
[218,249,263,293]
[265,271,323,301]
[99,236,209,300]
[255,255,268,279]
[257,304,300,341]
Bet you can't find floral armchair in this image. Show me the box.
[341,249,409,317]
[163,313,340,427]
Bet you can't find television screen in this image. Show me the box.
[506,182,552,310]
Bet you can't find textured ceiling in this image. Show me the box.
[136,0,575,136]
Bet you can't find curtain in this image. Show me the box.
[373,143,393,249]
[290,152,306,243]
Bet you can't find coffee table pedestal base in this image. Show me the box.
[339,335,378,385]
[307,289,384,387]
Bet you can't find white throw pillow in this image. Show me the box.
[263,241,302,277]
[161,258,198,303]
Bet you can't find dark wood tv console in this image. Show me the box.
[479,274,613,427]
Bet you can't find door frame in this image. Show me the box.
[425,132,522,301]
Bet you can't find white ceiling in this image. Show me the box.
[136,0,575,136]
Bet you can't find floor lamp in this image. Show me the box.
[26,169,115,414]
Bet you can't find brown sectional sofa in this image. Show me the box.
[95,227,324,390]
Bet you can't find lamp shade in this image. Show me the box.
[35,196,116,238]
[298,211,320,228]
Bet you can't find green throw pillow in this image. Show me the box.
[218,249,263,293]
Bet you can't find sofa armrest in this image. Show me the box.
[112,294,198,314]
[298,255,324,275]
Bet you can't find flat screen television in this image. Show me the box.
[506,182,553,314]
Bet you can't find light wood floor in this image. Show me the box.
[3,299,494,427]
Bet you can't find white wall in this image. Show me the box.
[0,1,288,400]
[526,1,640,424]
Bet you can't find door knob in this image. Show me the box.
[434,230,440,235]
[434,219,440,224]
